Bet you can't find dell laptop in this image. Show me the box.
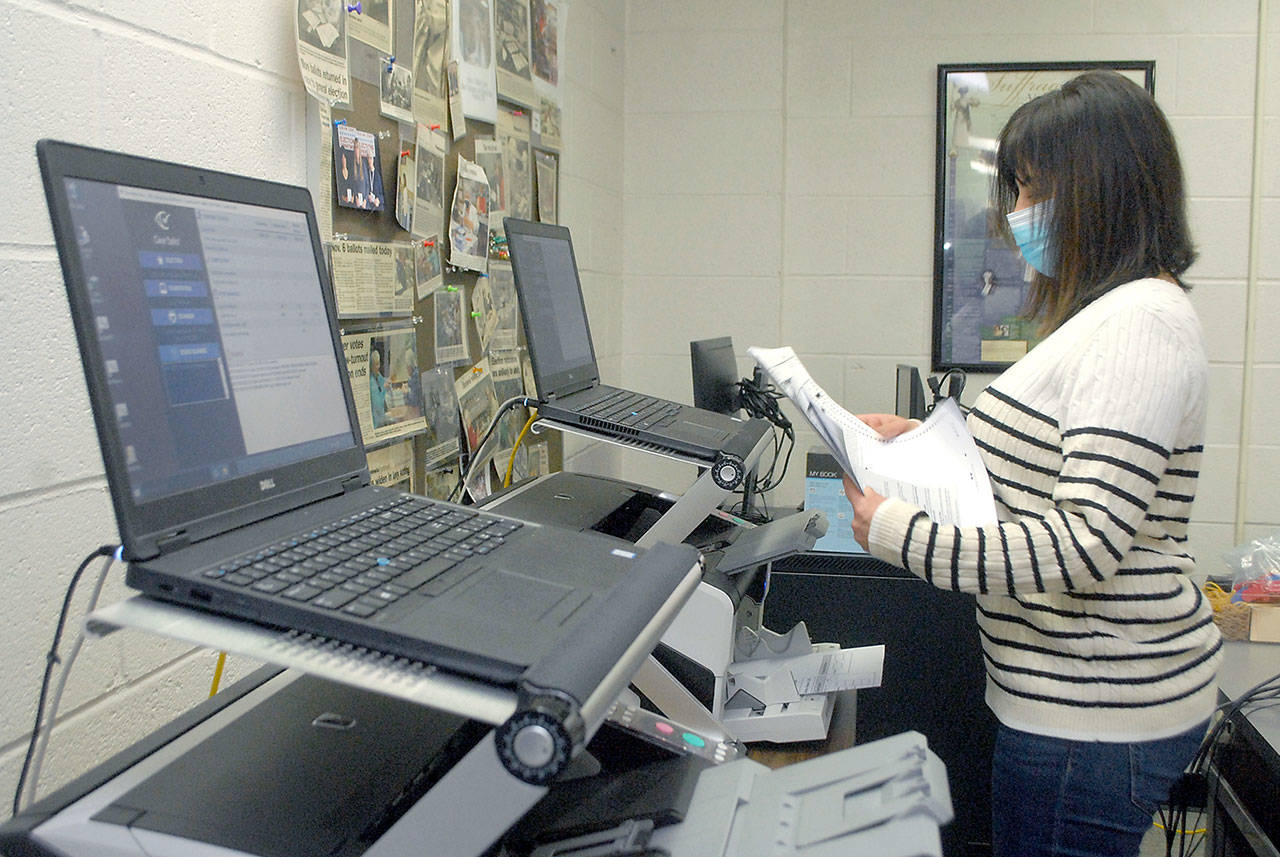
[504,218,755,461]
[37,139,695,687]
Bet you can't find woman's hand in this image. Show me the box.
[842,474,886,551]
[858,413,921,439]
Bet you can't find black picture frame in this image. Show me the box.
[931,61,1155,372]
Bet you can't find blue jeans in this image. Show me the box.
[990,721,1207,857]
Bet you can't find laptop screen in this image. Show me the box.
[59,176,355,503]
[503,219,598,396]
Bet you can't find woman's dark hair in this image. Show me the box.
[994,69,1197,333]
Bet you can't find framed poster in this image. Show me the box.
[932,61,1154,372]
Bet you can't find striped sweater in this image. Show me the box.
[868,278,1222,742]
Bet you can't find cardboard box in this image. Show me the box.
[1248,603,1280,643]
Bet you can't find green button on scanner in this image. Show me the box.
[681,732,706,748]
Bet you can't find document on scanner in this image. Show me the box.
[748,346,997,527]
[790,645,885,696]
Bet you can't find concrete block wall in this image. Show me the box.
[554,0,628,477]
[620,0,1278,570]
[0,0,623,816]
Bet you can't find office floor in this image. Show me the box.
[1141,823,1166,856]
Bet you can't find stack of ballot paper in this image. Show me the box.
[749,346,998,527]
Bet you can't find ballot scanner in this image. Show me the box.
[482,467,850,745]
[2,666,952,857]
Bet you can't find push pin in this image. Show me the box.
[386,56,396,72]
[347,3,361,13]
[333,118,346,126]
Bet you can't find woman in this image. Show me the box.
[843,69,1221,857]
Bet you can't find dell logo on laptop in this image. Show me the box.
[259,478,276,492]
[312,712,357,731]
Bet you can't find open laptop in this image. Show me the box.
[37,140,695,687]
[504,218,754,461]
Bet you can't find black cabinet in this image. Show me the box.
[1207,679,1280,856]
[765,555,996,857]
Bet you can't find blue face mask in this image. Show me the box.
[1005,199,1055,277]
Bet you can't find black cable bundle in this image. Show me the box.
[926,368,968,415]
[1161,667,1280,856]
[733,373,795,522]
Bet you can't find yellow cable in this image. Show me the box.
[209,651,227,697]
[504,409,538,487]
[1152,820,1207,835]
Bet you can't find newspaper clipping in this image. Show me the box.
[497,106,533,221]
[296,0,351,105]
[421,464,460,500]
[455,358,500,501]
[420,365,462,468]
[367,438,415,492]
[448,155,490,272]
[447,60,466,140]
[342,325,428,446]
[455,358,499,454]
[477,262,520,352]
[534,149,557,224]
[346,0,391,53]
[473,137,506,230]
[434,286,470,364]
[330,240,412,317]
[413,125,447,238]
[495,0,535,108]
[450,0,498,124]
[413,0,449,129]
[393,244,416,307]
[530,0,563,108]
[415,237,444,299]
[315,102,334,237]
[380,59,414,124]
[534,97,562,152]
[488,348,527,472]
[394,147,415,232]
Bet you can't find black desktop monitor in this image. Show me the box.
[690,337,741,416]
[895,364,927,421]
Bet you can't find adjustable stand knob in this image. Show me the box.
[495,706,573,785]
[712,451,745,490]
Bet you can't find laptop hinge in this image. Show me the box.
[552,378,597,399]
[341,474,366,493]
[156,530,190,554]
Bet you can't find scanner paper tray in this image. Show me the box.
[649,730,952,857]
[86,596,517,725]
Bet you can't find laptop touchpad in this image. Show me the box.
[456,570,576,622]
[680,421,731,442]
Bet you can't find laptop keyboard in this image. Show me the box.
[580,389,681,429]
[201,495,522,619]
